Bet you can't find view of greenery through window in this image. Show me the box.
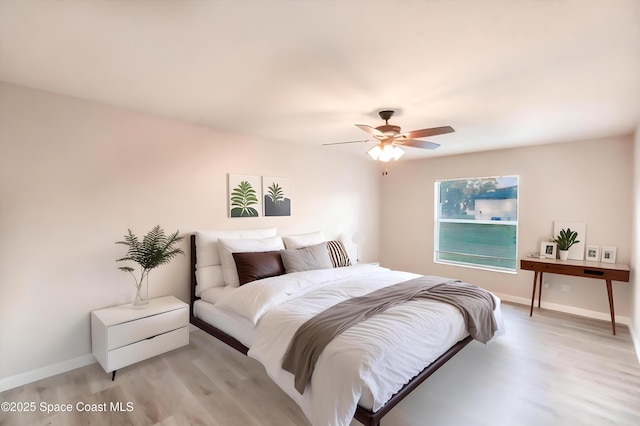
[435,176,518,271]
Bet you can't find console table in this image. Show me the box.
[520,257,630,335]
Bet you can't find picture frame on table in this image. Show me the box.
[585,245,600,261]
[601,247,617,264]
[540,242,557,259]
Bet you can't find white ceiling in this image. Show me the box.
[1,0,639,160]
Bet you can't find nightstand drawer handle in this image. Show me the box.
[583,269,604,276]
[146,329,178,340]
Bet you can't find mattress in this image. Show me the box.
[193,299,257,348]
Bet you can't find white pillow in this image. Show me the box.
[282,231,326,249]
[195,265,224,296]
[218,236,285,287]
[195,228,277,268]
[194,228,277,294]
[199,285,237,304]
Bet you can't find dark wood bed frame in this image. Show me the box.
[188,235,473,426]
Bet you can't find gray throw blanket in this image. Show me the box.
[282,277,497,394]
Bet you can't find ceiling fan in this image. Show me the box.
[324,110,454,162]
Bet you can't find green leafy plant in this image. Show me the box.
[230,180,259,217]
[553,228,580,251]
[267,182,284,204]
[116,225,185,291]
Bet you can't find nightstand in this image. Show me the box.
[91,295,189,380]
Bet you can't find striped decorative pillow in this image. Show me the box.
[326,240,352,268]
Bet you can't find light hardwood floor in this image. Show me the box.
[2,302,640,426]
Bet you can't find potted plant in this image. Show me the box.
[553,228,580,260]
[116,225,184,307]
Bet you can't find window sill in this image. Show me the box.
[434,259,517,274]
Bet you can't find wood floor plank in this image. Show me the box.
[2,302,639,426]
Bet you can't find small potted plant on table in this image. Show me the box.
[553,228,580,260]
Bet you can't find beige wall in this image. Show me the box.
[632,125,640,354]
[380,136,634,319]
[0,83,381,385]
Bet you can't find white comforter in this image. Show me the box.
[215,264,504,426]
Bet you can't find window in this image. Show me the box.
[434,176,518,272]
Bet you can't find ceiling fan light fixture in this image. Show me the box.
[369,144,404,162]
[379,146,393,162]
[367,144,383,160]
[391,145,404,160]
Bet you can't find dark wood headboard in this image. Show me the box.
[189,234,198,319]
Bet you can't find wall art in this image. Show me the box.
[228,174,262,218]
[263,176,291,217]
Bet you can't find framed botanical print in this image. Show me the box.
[263,176,291,216]
[228,174,261,217]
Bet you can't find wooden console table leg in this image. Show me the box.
[605,279,616,335]
[538,272,543,308]
[530,271,538,316]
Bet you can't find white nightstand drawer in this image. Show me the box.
[108,307,188,350]
[108,326,189,371]
[92,296,189,376]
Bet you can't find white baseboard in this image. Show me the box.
[0,354,97,393]
[1,327,202,393]
[495,293,632,325]
[496,293,639,363]
[629,322,640,364]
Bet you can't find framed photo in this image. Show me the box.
[540,242,557,259]
[601,246,617,264]
[585,245,600,261]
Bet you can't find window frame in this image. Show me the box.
[434,175,519,274]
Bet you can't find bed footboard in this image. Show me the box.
[353,335,472,426]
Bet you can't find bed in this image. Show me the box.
[189,229,504,426]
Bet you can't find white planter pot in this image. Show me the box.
[559,250,569,260]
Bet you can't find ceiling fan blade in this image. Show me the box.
[398,139,441,150]
[322,139,369,146]
[398,125,455,139]
[355,124,385,138]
